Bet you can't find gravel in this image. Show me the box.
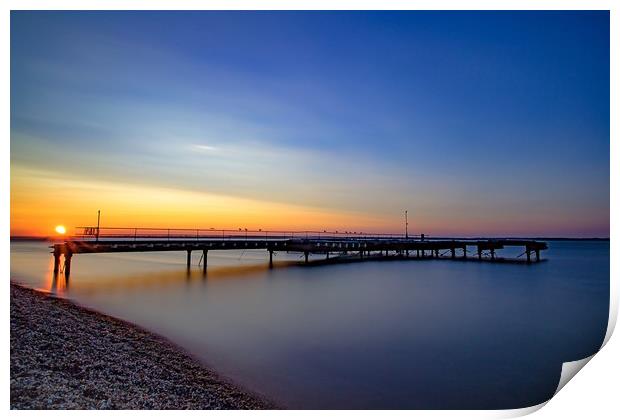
[10,283,275,409]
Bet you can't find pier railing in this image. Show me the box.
[74,226,425,242]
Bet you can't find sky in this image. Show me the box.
[10,11,610,237]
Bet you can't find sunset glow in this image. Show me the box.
[10,11,610,238]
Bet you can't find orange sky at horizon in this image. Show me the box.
[11,164,607,239]
[10,165,393,237]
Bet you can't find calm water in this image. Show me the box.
[10,240,609,409]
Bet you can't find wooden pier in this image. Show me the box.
[51,227,548,278]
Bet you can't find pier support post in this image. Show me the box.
[416,249,420,258]
[434,249,439,258]
[304,251,309,264]
[64,252,73,278]
[360,250,363,260]
[451,248,455,258]
[326,252,329,260]
[53,250,61,274]
[269,250,273,267]
[535,249,540,262]
[526,246,531,263]
[490,248,496,260]
[462,247,467,259]
[477,246,482,260]
[187,249,192,268]
[202,250,208,273]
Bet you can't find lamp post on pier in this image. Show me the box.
[96,210,101,243]
[405,210,408,239]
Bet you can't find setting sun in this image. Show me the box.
[54,225,66,235]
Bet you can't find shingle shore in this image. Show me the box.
[10,283,275,409]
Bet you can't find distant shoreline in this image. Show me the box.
[10,235,611,242]
[10,283,275,409]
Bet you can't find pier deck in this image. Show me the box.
[51,227,548,278]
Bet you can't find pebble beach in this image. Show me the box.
[10,283,274,409]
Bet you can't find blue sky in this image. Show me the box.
[10,11,610,236]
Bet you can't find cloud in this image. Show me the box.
[192,144,218,152]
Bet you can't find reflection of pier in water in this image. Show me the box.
[51,227,549,281]
[47,260,299,294]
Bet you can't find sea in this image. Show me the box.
[10,240,609,409]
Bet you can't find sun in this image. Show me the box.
[55,225,67,235]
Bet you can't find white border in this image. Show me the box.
[3,1,617,419]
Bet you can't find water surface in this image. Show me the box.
[10,240,609,409]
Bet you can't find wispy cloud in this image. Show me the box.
[192,144,218,152]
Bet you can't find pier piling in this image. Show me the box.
[63,252,73,278]
[53,250,61,274]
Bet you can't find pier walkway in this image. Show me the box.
[51,227,548,277]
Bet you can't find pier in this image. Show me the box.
[51,227,548,278]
